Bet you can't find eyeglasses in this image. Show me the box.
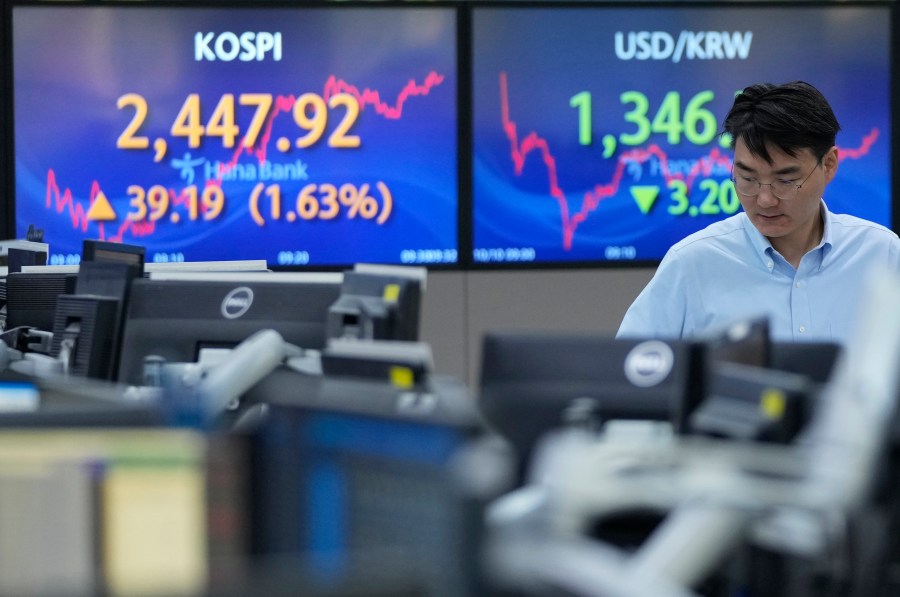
[731,162,820,201]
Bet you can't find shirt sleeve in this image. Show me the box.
[616,249,689,340]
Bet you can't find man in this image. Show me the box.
[617,81,900,343]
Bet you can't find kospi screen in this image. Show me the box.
[12,4,458,268]
[471,4,892,266]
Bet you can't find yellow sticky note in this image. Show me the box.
[760,389,786,420]
[389,366,415,389]
[103,466,207,597]
[383,283,400,303]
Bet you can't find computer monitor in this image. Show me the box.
[769,341,842,384]
[116,271,343,385]
[686,319,831,443]
[0,239,48,273]
[326,265,426,342]
[20,259,271,276]
[4,270,77,333]
[10,3,458,268]
[478,331,705,472]
[81,239,145,268]
[688,361,816,444]
[470,2,893,267]
[703,317,771,370]
[681,316,773,422]
[249,384,491,597]
[47,240,146,379]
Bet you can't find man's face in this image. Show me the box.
[732,138,837,244]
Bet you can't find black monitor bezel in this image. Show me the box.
[1,0,896,271]
[1,0,466,271]
[465,0,897,271]
[115,272,344,384]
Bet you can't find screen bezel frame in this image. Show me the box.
[1,0,896,271]
[465,0,898,271]
[2,0,467,271]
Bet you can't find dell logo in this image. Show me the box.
[624,340,675,387]
[221,287,254,319]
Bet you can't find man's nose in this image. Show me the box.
[756,184,780,206]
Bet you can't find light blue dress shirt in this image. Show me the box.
[616,202,900,344]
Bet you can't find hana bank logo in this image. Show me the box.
[195,32,282,62]
[614,31,753,62]
[221,287,254,319]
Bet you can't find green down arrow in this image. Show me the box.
[630,186,660,215]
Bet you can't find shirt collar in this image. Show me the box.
[819,201,834,258]
[742,211,773,261]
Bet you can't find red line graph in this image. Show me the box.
[42,71,446,243]
[499,71,880,250]
[222,70,445,169]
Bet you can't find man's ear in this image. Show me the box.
[823,146,839,184]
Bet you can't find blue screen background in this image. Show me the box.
[472,6,891,265]
[14,6,458,267]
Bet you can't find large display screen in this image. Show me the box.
[471,4,892,266]
[12,5,458,268]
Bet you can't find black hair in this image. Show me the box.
[722,81,841,164]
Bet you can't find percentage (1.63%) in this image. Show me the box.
[249,181,392,226]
